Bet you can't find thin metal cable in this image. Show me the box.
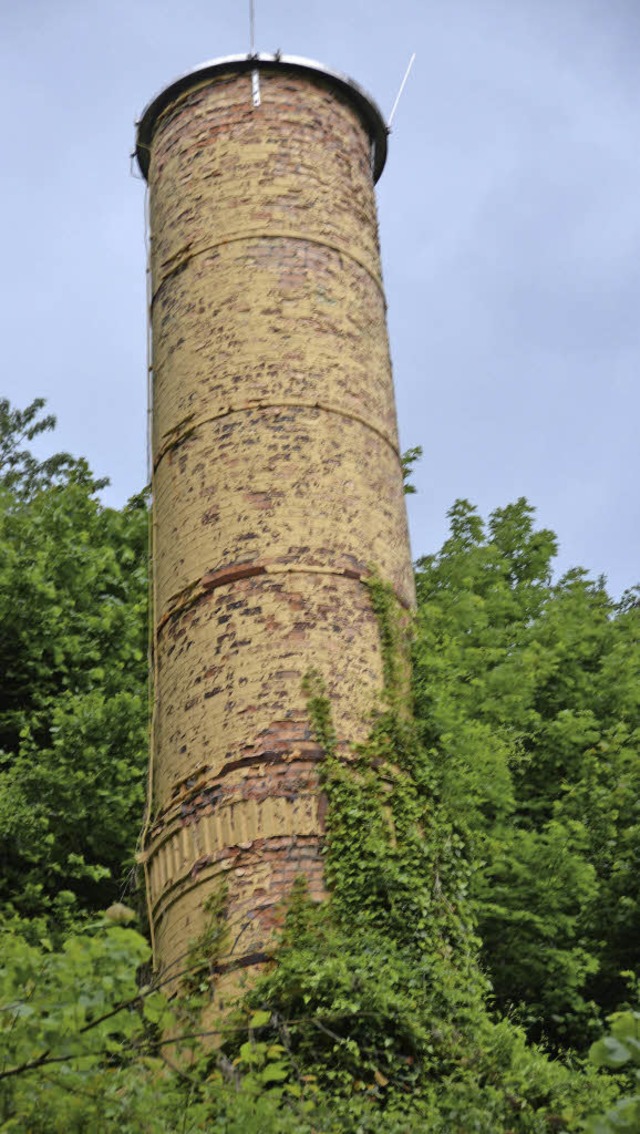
[138,181,158,966]
[249,0,261,105]
[388,52,416,129]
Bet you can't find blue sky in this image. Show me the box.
[1,0,638,596]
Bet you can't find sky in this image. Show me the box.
[1,0,638,597]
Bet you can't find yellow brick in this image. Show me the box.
[139,63,414,993]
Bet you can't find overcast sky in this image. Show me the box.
[1,0,638,597]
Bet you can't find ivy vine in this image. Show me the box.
[222,573,612,1129]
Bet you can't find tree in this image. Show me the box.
[0,397,107,500]
[412,499,640,1048]
[0,401,148,925]
[0,404,635,1128]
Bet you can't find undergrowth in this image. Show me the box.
[214,575,614,1131]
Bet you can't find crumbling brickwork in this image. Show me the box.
[137,61,414,992]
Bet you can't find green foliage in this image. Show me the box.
[0,914,164,1131]
[228,637,612,1129]
[585,1009,640,1132]
[0,397,107,499]
[0,913,325,1132]
[401,445,423,495]
[0,915,613,1134]
[412,498,640,1049]
[0,402,148,924]
[0,403,636,1129]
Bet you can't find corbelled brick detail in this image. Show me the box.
[140,65,414,991]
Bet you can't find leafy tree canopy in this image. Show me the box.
[1,402,639,1130]
[413,499,640,1048]
[0,400,148,926]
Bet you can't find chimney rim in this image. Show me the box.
[134,52,388,183]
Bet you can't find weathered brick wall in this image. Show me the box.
[141,66,414,994]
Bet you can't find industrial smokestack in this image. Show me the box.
[136,54,415,993]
